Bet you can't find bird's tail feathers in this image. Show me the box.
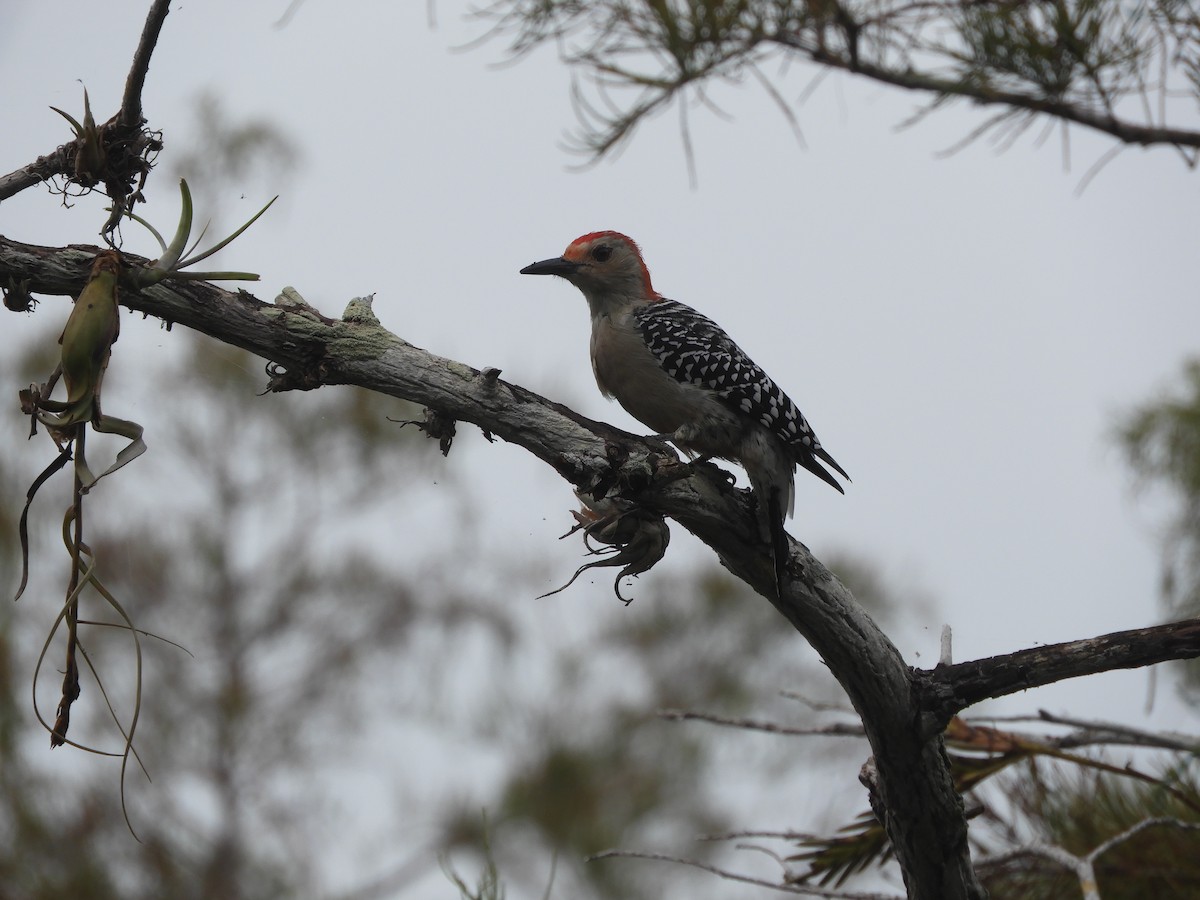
[816,447,850,482]
[767,488,790,599]
[799,452,846,494]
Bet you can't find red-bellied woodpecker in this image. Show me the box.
[520,230,848,595]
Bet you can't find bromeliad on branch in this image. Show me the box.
[124,177,277,285]
[21,250,145,491]
[17,179,274,491]
[49,87,107,188]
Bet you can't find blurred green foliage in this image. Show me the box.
[1119,358,1200,700]
[980,761,1200,899]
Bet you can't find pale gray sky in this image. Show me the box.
[2,0,1197,895]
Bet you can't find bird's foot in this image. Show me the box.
[646,432,680,455]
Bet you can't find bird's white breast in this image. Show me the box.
[590,308,742,453]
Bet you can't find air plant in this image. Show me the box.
[125,177,276,284]
[50,87,106,186]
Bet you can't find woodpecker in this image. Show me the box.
[520,231,848,595]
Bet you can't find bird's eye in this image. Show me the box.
[591,245,613,262]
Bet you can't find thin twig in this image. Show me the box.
[699,829,825,843]
[778,691,854,714]
[659,708,865,738]
[975,841,1084,872]
[976,711,1200,753]
[1087,817,1200,862]
[587,849,904,899]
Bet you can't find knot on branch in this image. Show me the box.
[3,277,37,313]
[263,359,324,393]
[275,287,334,324]
[478,366,502,390]
[340,294,379,326]
[391,407,457,456]
[914,670,965,737]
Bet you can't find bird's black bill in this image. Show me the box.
[520,256,581,277]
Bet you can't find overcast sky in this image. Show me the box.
[2,0,1198,895]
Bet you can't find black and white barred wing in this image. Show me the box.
[634,299,818,449]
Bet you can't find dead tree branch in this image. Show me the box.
[919,619,1200,729]
[0,147,74,203]
[119,0,171,130]
[5,237,1200,898]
